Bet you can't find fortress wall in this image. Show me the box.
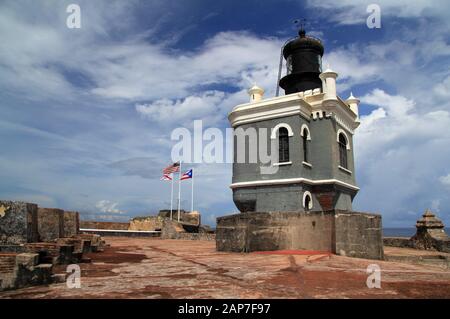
[334,211,384,260]
[37,208,64,242]
[79,221,130,230]
[129,216,163,231]
[63,211,79,237]
[0,201,38,244]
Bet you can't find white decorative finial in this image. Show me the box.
[248,84,264,103]
[324,63,334,73]
[346,91,360,118]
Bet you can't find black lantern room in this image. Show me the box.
[279,28,324,94]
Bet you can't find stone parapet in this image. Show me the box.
[37,208,64,242]
[0,201,38,244]
[216,210,383,260]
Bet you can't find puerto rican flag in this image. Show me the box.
[180,169,193,180]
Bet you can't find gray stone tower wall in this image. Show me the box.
[232,112,357,212]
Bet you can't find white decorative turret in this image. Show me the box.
[319,66,338,102]
[248,84,264,103]
[346,92,360,119]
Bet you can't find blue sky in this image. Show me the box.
[1,0,450,227]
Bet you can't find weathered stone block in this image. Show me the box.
[216,210,384,260]
[160,220,187,239]
[0,200,38,244]
[37,208,64,242]
[15,253,39,269]
[79,221,130,230]
[217,211,335,252]
[24,243,74,265]
[383,237,413,248]
[52,273,67,283]
[63,211,79,237]
[158,210,201,225]
[334,210,384,260]
[0,252,57,291]
[129,216,163,231]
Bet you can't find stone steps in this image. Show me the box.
[0,254,18,274]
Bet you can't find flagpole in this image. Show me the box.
[170,174,174,220]
[191,170,194,213]
[177,162,182,222]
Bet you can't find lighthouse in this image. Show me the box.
[229,27,361,213]
[216,27,382,260]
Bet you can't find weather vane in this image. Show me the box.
[293,18,307,32]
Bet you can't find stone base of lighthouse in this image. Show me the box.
[215,210,384,260]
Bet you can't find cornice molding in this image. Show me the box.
[230,177,359,191]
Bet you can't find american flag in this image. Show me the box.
[163,162,180,174]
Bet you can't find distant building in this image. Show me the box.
[230,28,360,213]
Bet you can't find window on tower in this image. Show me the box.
[286,55,293,75]
[302,128,309,163]
[278,127,290,163]
[338,133,348,169]
[304,195,311,211]
[303,191,313,210]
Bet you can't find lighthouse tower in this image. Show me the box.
[217,27,383,259]
[229,28,361,213]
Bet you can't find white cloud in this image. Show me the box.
[439,174,450,187]
[95,200,123,214]
[136,91,226,125]
[354,89,450,225]
[434,76,450,99]
[306,0,450,25]
[431,199,441,212]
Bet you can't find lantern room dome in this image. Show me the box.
[279,28,325,94]
[282,29,324,59]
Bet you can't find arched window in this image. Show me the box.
[303,191,313,210]
[338,133,348,169]
[278,127,289,163]
[302,127,309,163]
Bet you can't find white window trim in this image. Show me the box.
[338,165,352,174]
[273,161,292,166]
[302,191,313,210]
[270,123,294,139]
[300,124,311,140]
[302,161,312,168]
[337,129,351,150]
